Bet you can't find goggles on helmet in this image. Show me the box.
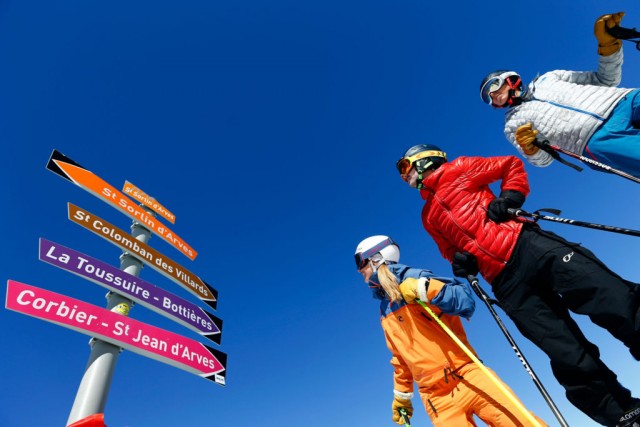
[395,150,447,175]
[480,72,520,105]
[354,237,398,270]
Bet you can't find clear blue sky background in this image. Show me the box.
[1,1,639,426]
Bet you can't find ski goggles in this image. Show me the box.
[354,237,398,270]
[395,151,446,175]
[480,72,519,105]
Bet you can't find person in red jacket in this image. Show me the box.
[395,144,640,427]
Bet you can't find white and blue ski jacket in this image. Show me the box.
[504,49,633,166]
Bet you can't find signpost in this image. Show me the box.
[6,280,227,384]
[122,181,176,224]
[68,203,218,310]
[39,238,223,344]
[65,217,153,425]
[46,150,197,261]
[4,149,228,426]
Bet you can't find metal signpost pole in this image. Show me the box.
[66,215,153,426]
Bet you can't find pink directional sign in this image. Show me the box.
[6,280,227,385]
[39,238,223,344]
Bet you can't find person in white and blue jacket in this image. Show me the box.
[480,12,640,179]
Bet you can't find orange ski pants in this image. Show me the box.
[420,363,548,427]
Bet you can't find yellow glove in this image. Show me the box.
[399,277,428,304]
[392,397,413,425]
[594,12,625,56]
[515,123,540,155]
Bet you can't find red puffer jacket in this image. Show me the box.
[419,156,530,283]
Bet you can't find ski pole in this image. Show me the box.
[532,139,583,172]
[466,275,569,427]
[415,300,544,427]
[607,25,640,51]
[534,139,640,184]
[508,207,640,238]
[398,408,411,427]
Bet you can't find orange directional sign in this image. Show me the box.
[46,150,197,261]
[122,181,176,224]
[6,280,227,385]
[68,203,218,310]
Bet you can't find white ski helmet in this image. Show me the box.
[354,235,400,270]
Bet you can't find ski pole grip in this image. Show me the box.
[399,408,411,427]
[533,138,560,158]
[532,138,546,147]
[532,138,551,149]
[507,208,525,217]
[606,25,640,40]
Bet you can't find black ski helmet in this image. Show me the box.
[480,70,522,107]
[396,144,447,189]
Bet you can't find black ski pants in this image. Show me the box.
[491,224,640,426]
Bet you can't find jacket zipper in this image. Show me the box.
[531,97,606,121]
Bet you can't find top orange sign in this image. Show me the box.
[46,150,197,261]
[122,180,176,224]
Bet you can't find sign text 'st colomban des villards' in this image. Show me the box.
[67,203,218,310]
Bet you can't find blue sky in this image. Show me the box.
[1,1,640,426]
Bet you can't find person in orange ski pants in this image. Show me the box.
[354,235,548,426]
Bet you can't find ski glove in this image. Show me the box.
[487,190,525,223]
[391,396,413,425]
[451,251,479,278]
[515,123,539,155]
[399,277,429,304]
[594,12,625,56]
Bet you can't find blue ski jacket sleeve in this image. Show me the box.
[387,263,476,318]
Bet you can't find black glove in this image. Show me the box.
[487,190,525,223]
[452,251,479,278]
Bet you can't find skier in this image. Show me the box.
[394,143,640,427]
[480,12,640,178]
[354,235,548,427]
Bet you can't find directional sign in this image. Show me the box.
[68,203,218,310]
[46,150,197,260]
[6,280,227,385]
[122,181,176,224]
[39,238,223,344]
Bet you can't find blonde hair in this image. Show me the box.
[377,264,402,303]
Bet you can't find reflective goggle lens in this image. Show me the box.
[396,158,412,175]
[481,77,502,104]
[395,151,446,174]
[355,237,398,270]
[480,72,519,105]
